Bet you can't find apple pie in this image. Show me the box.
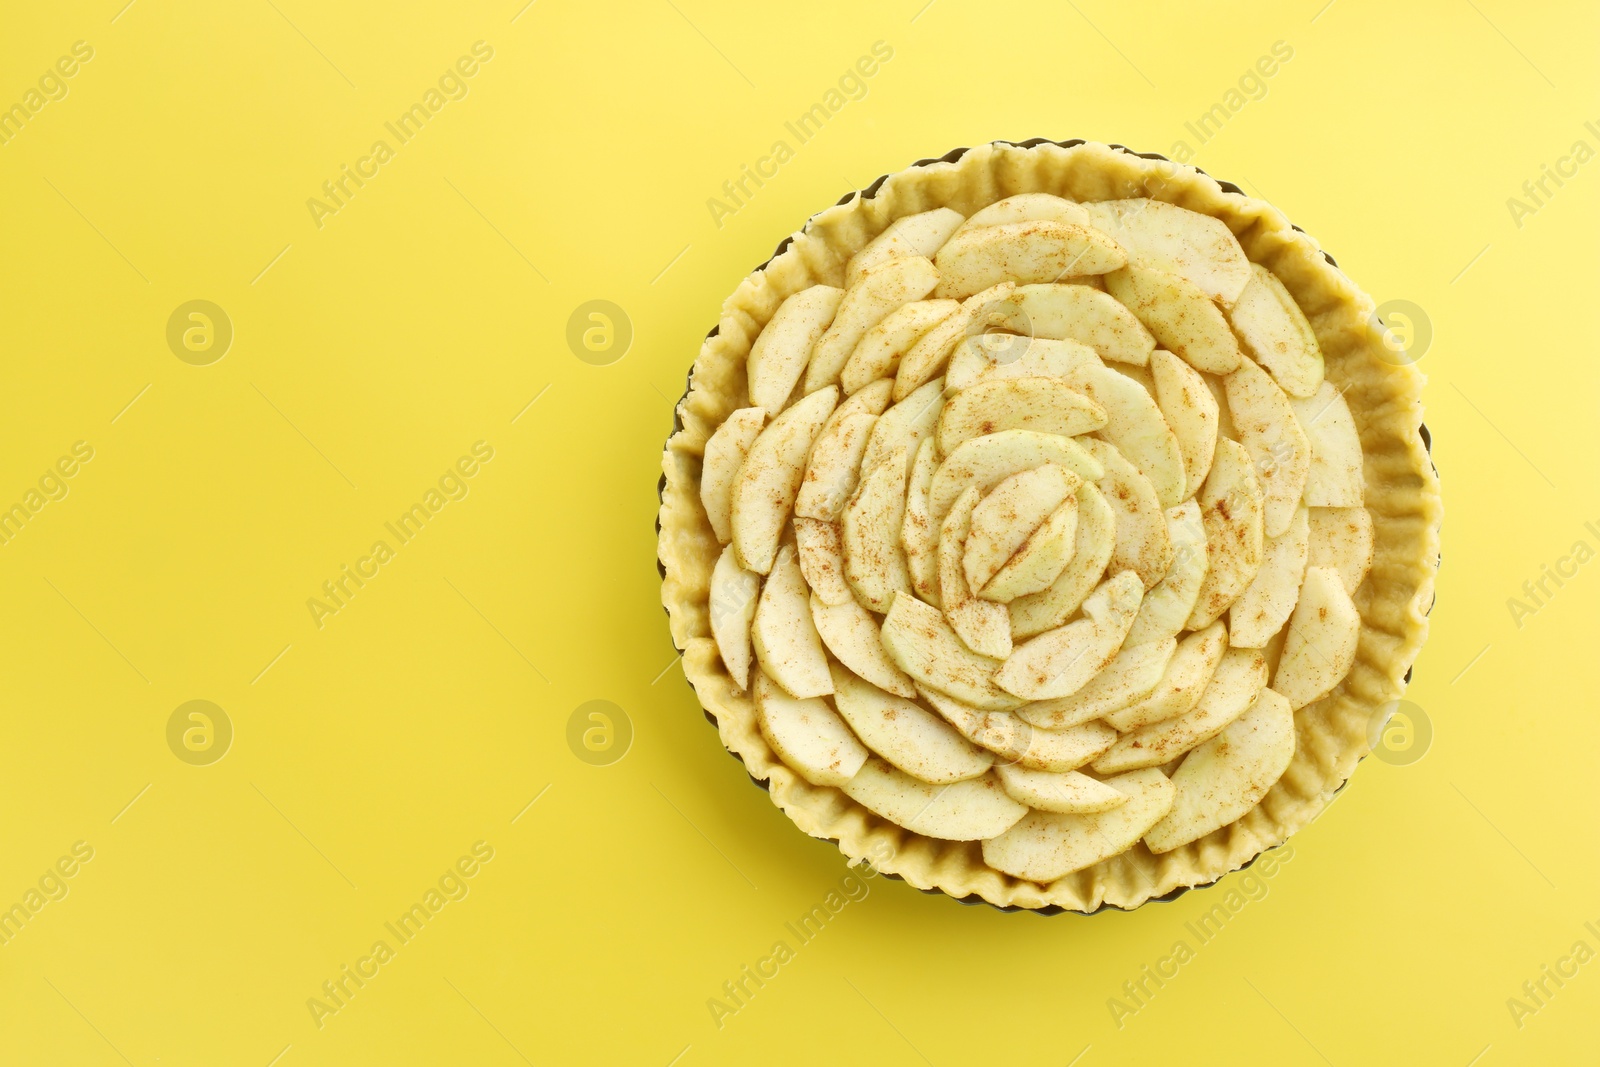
[658,141,1440,911]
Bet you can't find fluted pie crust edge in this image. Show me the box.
[657,140,1441,912]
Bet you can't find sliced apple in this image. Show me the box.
[981,769,1175,883]
[793,517,852,606]
[709,544,761,689]
[1007,481,1117,638]
[842,759,1026,840]
[805,256,940,393]
[729,387,837,574]
[880,593,1022,710]
[701,407,766,544]
[917,687,1116,771]
[1288,381,1365,507]
[793,409,876,522]
[937,377,1106,456]
[841,443,913,612]
[894,282,1017,400]
[1124,501,1208,646]
[1273,566,1361,709]
[939,486,1013,659]
[928,429,1102,532]
[1015,637,1174,729]
[1226,263,1324,398]
[902,437,941,604]
[990,283,1156,365]
[830,666,992,783]
[1185,439,1265,628]
[953,192,1091,234]
[1144,687,1295,853]
[750,545,833,698]
[1093,647,1268,773]
[1083,199,1251,306]
[1081,439,1172,589]
[860,377,945,478]
[1105,264,1241,373]
[747,286,845,412]
[1230,505,1310,648]
[811,594,915,697]
[1151,349,1219,493]
[1306,506,1374,595]
[1061,363,1186,507]
[1105,621,1228,731]
[839,298,961,395]
[945,333,1103,393]
[845,207,966,286]
[963,464,1078,593]
[753,671,867,787]
[995,571,1143,700]
[996,764,1128,814]
[1225,355,1311,537]
[982,495,1079,602]
[933,220,1127,300]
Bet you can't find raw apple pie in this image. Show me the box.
[658,141,1439,911]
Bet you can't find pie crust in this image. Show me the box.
[657,140,1440,912]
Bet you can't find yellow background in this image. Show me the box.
[0,0,1594,1063]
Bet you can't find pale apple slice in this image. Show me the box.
[1081,439,1172,588]
[982,495,1078,602]
[709,544,761,689]
[1150,349,1219,493]
[793,517,852,606]
[1225,355,1311,537]
[880,593,1022,710]
[1273,566,1360,708]
[928,429,1102,532]
[841,443,913,612]
[996,763,1128,814]
[990,283,1156,365]
[811,594,916,697]
[1124,501,1207,646]
[842,759,1026,840]
[830,666,992,783]
[1061,363,1186,507]
[939,487,1013,659]
[894,283,1016,400]
[945,333,1103,393]
[933,220,1127,300]
[1083,199,1251,306]
[1093,647,1268,773]
[748,285,845,412]
[1307,506,1374,595]
[1288,381,1365,507]
[995,571,1143,700]
[916,687,1116,771]
[845,207,966,286]
[1007,482,1117,638]
[953,192,1091,234]
[1185,439,1265,628]
[730,387,837,574]
[937,377,1106,456]
[1230,505,1310,647]
[751,545,833,698]
[1227,263,1324,398]
[1015,637,1174,729]
[1105,264,1241,373]
[805,256,940,393]
[963,464,1078,593]
[902,437,941,604]
[1105,621,1228,731]
[793,410,876,522]
[700,406,765,544]
[840,299,961,395]
[860,377,945,478]
[981,769,1175,883]
[753,671,867,787]
[1144,687,1295,853]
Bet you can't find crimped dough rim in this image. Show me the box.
[657,140,1441,913]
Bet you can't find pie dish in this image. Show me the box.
[657,140,1440,912]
